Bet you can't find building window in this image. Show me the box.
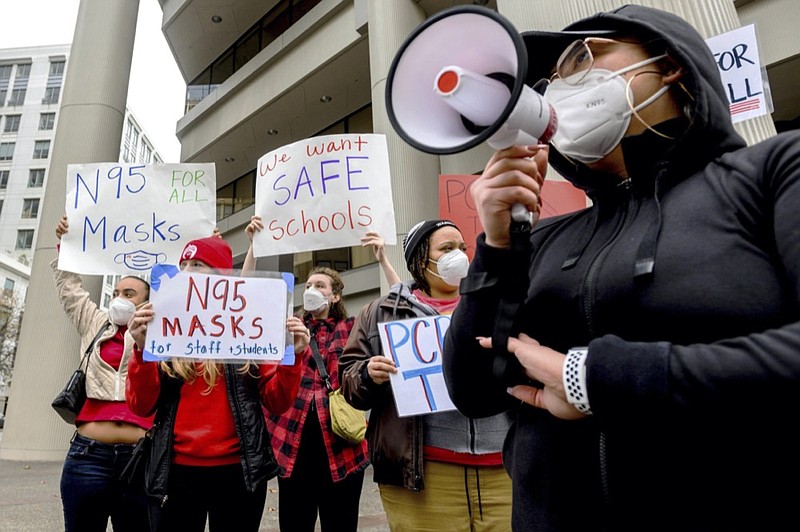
[3,114,20,133]
[15,229,34,250]
[42,86,60,105]
[28,169,45,188]
[15,64,30,78]
[49,60,65,77]
[7,88,25,106]
[0,170,8,189]
[21,198,40,219]
[0,142,14,161]
[39,112,55,130]
[0,65,11,107]
[185,0,323,112]
[3,278,14,292]
[0,199,4,214]
[33,140,50,159]
[140,142,152,163]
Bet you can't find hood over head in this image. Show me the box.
[521,4,746,193]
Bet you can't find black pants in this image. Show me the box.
[278,407,365,532]
[151,463,267,532]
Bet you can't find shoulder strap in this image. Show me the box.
[82,323,111,368]
[309,338,333,391]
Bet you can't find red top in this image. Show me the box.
[75,327,154,430]
[127,346,302,466]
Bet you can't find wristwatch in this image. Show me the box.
[563,347,592,415]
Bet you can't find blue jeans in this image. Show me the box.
[60,432,150,532]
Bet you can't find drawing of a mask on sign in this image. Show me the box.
[115,250,168,271]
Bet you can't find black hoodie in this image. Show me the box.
[444,5,800,531]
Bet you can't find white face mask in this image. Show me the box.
[427,249,470,287]
[303,287,330,312]
[544,54,669,164]
[108,298,136,326]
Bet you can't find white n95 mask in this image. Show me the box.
[428,249,470,287]
[108,298,136,326]
[545,54,669,164]
[303,287,329,312]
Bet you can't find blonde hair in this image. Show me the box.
[160,358,256,394]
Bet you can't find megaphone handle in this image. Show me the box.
[511,202,531,224]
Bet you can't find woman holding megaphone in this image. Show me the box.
[443,5,800,532]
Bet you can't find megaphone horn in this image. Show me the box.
[385,5,557,222]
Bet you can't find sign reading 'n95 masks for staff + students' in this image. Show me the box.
[59,163,217,275]
[253,134,396,258]
[142,265,293,364]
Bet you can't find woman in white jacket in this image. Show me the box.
[53,215,154,532]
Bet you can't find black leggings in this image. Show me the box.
[151,463,267,532]
[277,410,365,532]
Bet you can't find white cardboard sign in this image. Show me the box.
[706,24,772,123]
[379,314,457,417]
[142,265,293,363]
[253,134,396,258]
[60,162,217,275]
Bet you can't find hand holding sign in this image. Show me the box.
[378,314,457,417]
[142,265,293,364]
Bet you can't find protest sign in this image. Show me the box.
[706,24,772,123]
[253,134,396,257]
[141,265,293,363]
[439,174,588,260]
[60,162,217,275]
[379,314,457,417]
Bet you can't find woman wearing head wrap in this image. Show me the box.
[125,235,303,531]
[443,5,800,531]
[339,219,514,531]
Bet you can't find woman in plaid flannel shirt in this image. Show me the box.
[243,216,399,532]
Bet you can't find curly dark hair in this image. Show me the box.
[406,237,432,296]
[302,266,348,321]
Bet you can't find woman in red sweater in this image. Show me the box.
[125,235,303,532]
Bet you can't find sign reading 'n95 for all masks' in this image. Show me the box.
[60,162,217,275]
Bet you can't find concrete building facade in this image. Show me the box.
[1,0,797,458]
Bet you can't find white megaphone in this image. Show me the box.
[386,5,558,222]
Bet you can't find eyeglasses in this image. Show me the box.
[553,37,625,85]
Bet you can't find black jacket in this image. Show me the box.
[143,365,280,506]
[444,5,800,532]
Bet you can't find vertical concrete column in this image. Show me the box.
[366,0,443,292]
[0,0,140,460]
[498,0,776,144]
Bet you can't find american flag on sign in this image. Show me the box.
[730,99,761,115]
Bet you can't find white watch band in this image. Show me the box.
[563,347,592,415]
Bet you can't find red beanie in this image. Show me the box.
[180,236,233,269]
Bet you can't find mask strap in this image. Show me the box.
[623,71,674,140]
[425,267,445,281]
[611,53,668,79]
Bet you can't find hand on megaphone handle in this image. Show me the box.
[473,144,549,249]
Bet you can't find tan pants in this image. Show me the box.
[379,461,512,532]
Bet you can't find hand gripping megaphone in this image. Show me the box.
[385,5,557,223]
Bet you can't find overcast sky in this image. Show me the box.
[3,0,185,162]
